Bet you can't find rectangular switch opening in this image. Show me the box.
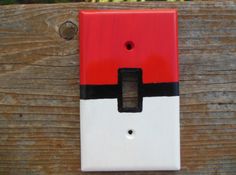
[118,68,142,113]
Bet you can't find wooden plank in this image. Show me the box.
[0,1,236,174]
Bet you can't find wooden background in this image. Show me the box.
[0,1,236,174]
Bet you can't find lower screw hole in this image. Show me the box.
[128,129,133,135]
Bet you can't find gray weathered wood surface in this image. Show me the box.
[0,1,236,174]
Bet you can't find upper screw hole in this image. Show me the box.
[125,41,134,51]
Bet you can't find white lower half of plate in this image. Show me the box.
[80,96,180,171]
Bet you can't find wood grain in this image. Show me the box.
[0,1,236,174]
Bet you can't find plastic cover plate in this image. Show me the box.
[79,10,180,171]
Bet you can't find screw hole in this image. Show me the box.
[128,129,133,135]
[125,41,134,50]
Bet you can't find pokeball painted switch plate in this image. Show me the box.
[79,10,180,171]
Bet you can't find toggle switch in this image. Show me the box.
[79,9,180,171]
[118,68,142,112]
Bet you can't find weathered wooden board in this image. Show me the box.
[0,1,236,174]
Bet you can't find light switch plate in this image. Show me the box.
[79,10,180,171]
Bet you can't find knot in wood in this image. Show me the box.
[59,21,78,40]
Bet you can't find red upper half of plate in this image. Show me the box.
[79,10,178,85]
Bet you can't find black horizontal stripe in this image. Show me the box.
[80,82,179,99]
[142,82,179,97]
[80,85,119,99]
